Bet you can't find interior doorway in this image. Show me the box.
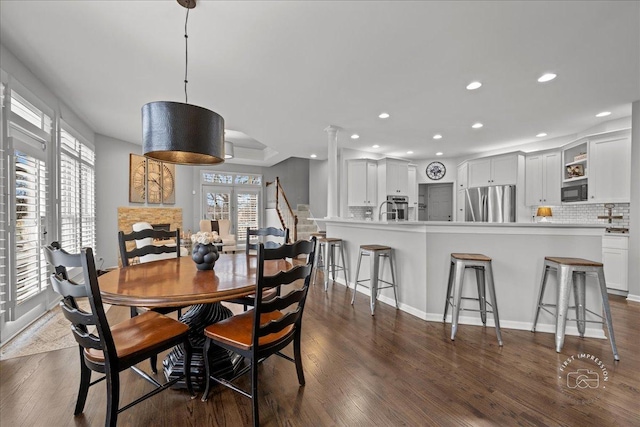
[420,183,453,221]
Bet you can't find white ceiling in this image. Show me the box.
[1,1,639,166]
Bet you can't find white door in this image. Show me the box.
[202,185,260,245]
[427,183,453,221]
[5,138,54,327]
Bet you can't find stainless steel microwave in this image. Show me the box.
[561,184,588,202]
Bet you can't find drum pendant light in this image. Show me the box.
[142,0,225,165]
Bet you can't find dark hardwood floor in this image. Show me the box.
[1,276,639,426]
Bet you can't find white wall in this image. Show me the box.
[95,134,194,268]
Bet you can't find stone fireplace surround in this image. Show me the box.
[117,207,183,264]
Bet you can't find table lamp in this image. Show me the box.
[536,206,553,222]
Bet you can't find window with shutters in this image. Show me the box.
[236,192,259,242]
[60,126,96,254]
[4,84,53,323]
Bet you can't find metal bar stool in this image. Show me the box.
[313,237,349,291]
[352,245,398,315]
[310,232,326,287]
[443,253,503,346]
[531,256,619,360]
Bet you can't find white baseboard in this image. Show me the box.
[325,276,606,338]
[626,294,640,303]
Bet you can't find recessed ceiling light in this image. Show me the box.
[433,134,443,140]
[596,111,611,117]
[310,154,317,158]
[351,134,360,139]
[537,73,557,83]
[378,112,390,119]
[466,81,482,90]
[536,133,547,137]
[472,122,483,129]
[407,151,414,154]
[372,144,380,148]
[436,152,443,156]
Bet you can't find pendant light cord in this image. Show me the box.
[184,8,189,104]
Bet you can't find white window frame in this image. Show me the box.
[199,171,263,244]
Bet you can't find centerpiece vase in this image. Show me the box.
[191,243,220,270]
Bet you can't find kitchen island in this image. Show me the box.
[319,219,607,339]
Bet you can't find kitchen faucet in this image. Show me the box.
[378,200,399,221]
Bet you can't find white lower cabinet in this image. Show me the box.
[602,236,628,292]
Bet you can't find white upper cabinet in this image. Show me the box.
[379,158,409,195]
[525,151,561,206]
[456,162,468,190]
[468,154,518,187]
[347,159,377,206]
[589,132,631,203]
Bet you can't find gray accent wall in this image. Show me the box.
[309,159,328,218]
[263,157,310,209]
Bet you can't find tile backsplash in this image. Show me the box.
[349,203,630,227]
[348,206,374,221]
[529,203,630,227]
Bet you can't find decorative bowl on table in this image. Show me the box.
[191,231,222,270]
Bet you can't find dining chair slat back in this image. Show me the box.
[245,227,290,254]
[43,243,194,427]
[118,228,181,266]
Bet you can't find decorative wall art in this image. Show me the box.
[129,154,176,204]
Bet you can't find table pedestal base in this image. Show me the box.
[163,303,242,390]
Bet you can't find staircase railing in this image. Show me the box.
[266,177,298,242]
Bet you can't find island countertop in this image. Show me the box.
[313,217,606,228]
[320,218,607,339]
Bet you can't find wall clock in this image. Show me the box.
[129,154,175,204]
[426,161,446,180]
[129,154,146,203]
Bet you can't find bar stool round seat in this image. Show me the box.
[531,256,619,360]
[313,237,349,291]
[352,244,398,315]
[443,253,503,346]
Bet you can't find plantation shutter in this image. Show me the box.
[59,126,96,254]
[236,191,259,242]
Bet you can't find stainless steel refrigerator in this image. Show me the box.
[465,185,516,222]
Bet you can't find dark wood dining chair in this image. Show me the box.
[227,227,291,310]
[43,244,194,427]
[118,226,188,371]
[245,226,290,254]
[118,226,181,268]
[201,238,316,427]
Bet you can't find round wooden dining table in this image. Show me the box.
[99,253,292,389]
